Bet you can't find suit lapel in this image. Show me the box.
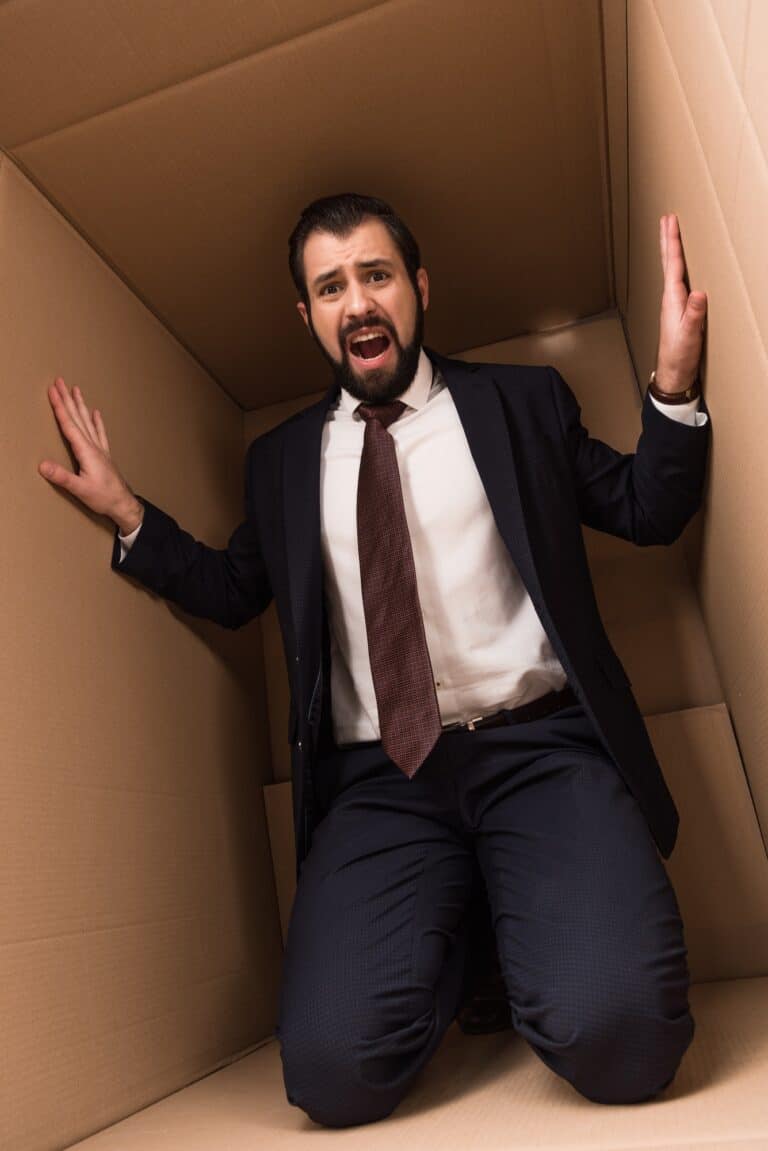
[426,348,545,611]
[282,384,337,665]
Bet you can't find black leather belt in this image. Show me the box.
[442,683,578,733]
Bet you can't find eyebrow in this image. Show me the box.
[311,258,395,289]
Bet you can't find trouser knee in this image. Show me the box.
[544,1002,696,1104]
[277,1020,420,1128]
[279,1051,393,1126]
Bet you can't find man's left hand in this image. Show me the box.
[655,213,707,394]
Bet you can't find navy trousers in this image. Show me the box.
[275,699,695,1127]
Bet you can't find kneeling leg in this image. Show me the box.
[276,801,474,1127]
[476,751,695,1104]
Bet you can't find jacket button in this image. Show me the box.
[295,655,300,663]
[297,740,303,751]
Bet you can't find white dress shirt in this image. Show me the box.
[118,350,706,744]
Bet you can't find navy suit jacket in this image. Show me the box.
[112,347,711,886]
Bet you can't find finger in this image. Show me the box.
[72,384,99,442]
[59,378,91,439]
[51,378,88,440]
[660,214,668,275]
[92,408,111,454]
[664,214,686,288]
[48,381,91,454]
[682,290,707,332]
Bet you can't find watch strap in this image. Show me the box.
[648,369,701,404]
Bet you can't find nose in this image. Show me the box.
[344,277,376,321]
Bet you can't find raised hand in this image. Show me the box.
[655,213,707,394]
[39,377,144,533]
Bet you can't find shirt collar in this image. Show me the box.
[337,347,435,414]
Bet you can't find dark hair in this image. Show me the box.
[288,193,421,305]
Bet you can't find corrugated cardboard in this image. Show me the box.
[6,0,611,406]
[621,0,768,861]
[2,0,768,1148]
[0,157,282,1151]
[0,0,380,147]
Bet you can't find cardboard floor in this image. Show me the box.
[68,977,768,1150]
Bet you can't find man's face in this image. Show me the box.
[296,217,429,403]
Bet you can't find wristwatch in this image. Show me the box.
[648,369,701,404]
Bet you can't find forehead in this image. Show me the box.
[303,218,402,280]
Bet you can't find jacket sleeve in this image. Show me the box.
[547,365,711,546]
[110,437,272,628]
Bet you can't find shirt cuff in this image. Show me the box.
[117,519,142,563]
[649,390,709,427]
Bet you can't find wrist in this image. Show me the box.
[648,369,700,403]
[113,493,144,536]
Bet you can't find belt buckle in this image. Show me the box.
[465,715,486,732]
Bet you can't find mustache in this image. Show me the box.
[341,316,397,346]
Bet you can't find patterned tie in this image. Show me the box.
[355,400,443,777]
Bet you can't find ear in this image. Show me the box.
[296,300,310,329]
[416,267,429,312]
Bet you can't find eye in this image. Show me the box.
[369,270,389,283]
[319,283,341,297]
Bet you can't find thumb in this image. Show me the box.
[683,290,707,332]
[39,460,74,489]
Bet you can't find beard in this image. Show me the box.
[307,292,425,404]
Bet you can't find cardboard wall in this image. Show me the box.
[600,0,628,314]
[1,157,283,1151]
[0,0,613,409]
[621,0,768,853]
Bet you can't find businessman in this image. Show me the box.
[40,195,710,1127]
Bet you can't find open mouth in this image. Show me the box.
[348,328,392,365]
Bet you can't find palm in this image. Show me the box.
[656,214,707,391]
[39,377,131,516]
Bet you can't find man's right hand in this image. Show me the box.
[39,377,144,536]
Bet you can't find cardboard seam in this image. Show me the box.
[643,681,768,866]
[0,915,206,948]
[444,308,623,361]
[622,0,640,400]
[596,0,618,310]
[645,0,768,378]
[708,0,755,124]
[64,1032,280,1151]
[652,0,768,259]
[713,0,746,87]
[623,0,630,317]
[0,147,244,410]
[739,0,752,84]
[672,0,768,201]
[10,0,398,150]
[719,698,768,861]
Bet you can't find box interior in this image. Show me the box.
[2,1,767,1148]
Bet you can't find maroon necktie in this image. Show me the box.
[356,401,442,777]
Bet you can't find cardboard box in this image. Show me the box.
[2,1,767,1147]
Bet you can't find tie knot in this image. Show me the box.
[356,400,407,430]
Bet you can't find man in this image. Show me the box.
[40,195,710,1127]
